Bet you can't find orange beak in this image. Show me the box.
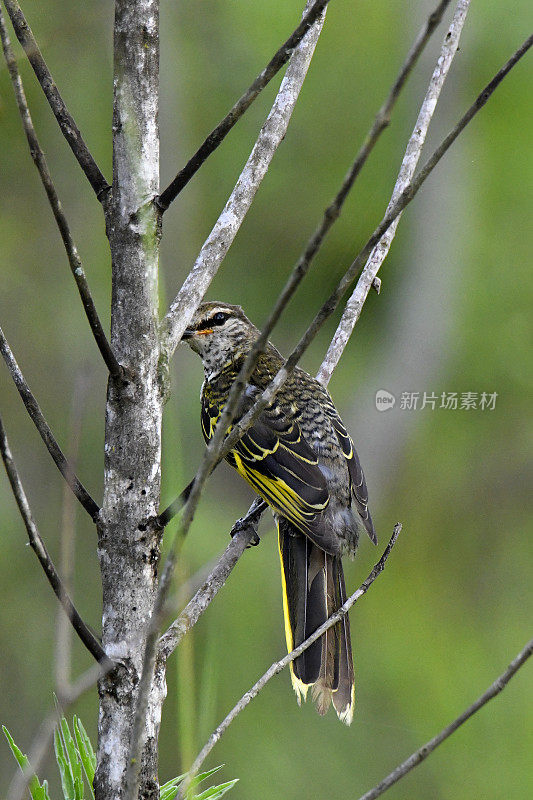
[182,327,213,340]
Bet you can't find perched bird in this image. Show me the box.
[182,301,376,724]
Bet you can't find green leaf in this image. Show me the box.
[55,727,75,800]
[160,773,186,800]
[74,716,96,797]
[194,778,239,800]
[3,726,30,772]
[160,786,178,800]
[188,764,224,791]
[62,717,84,798]
[3,726,51,800]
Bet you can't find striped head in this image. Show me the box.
[181,302,260,378]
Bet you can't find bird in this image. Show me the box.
[182,301,376,724]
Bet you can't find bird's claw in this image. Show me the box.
[230,515,260,547]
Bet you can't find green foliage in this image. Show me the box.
[2,725,51,800]
[161,765,238,800]
[54,717,85,800]
[3,718,237,800]
[73,718,96,795]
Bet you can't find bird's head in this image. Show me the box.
[181,301,260,377]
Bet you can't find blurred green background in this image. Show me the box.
[0,0,531,798]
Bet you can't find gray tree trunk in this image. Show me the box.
[94,1,165,798]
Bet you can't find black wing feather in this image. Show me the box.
[329,410,377,544]
[201,385,341,554]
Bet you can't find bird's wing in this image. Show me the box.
[201,386,341,554]
[328,410,377,544]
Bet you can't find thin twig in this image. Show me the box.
[0,10,122,378]
[133,29,532,793]
[157,0,453,527]
[0,326,100,519]
[317,0,471,385]
[2,0,110,199]
[216,32,533,463]
[160,0,327,360]
[356,637,533,800]
[7,662,109,800]
[0,413,111,666]
[176,525,402,796]
[156,31,533,676]
[157,0,332,210]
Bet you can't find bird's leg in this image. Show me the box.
[230,497,267,546]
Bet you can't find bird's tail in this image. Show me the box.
[278,518,355,725]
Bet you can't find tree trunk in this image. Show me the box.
[94,1,164,798]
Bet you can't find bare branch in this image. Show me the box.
[356,637,533,800]
[130,26,531,797]
[156,0,453,527]
[2,0,110,198]
[177,524,402,796]
[157,0,332,210]
[317,0,471,385]
[0,10,123,378]
[156,30,533,671]
[217,32,533,460]
[0,326,100,518]
[0,413,111,666]
[149,39,532,732]
[160,0,327,360]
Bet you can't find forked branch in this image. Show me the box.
[154,32,532,768]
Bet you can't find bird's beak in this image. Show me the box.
[181,328,195,340]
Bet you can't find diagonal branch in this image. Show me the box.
[0,413,111,667]
[160,0,328,361]
[157,25,532,577]
[0,10,123,378]
[356,637,533,800]
[157,0,332,210]
[217,31,533,465]
[317,0,471,385]
[177,524,402,796]
[156,0,453,528]
[131,29,531,795]
[2,0,110,199]
[0,327,100,519]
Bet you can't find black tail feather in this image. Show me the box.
[278,519,355,724]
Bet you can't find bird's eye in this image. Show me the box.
[211,312,229,326]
